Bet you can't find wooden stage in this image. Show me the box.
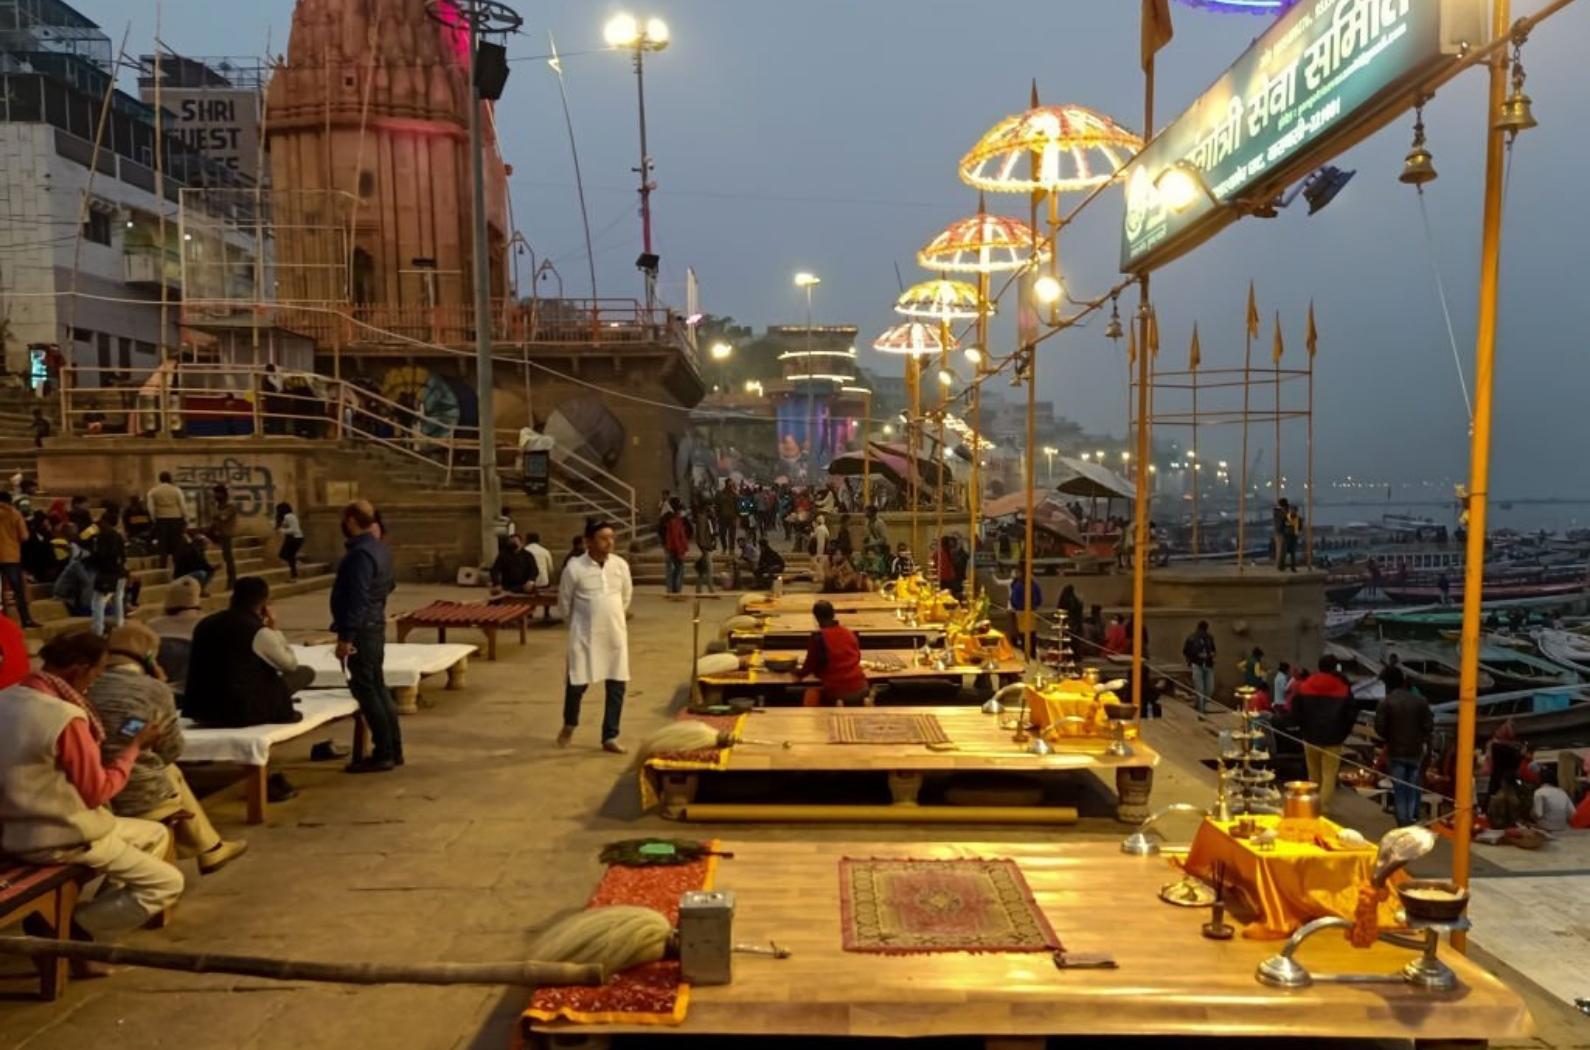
[696,648,1026,706]
[649,706,1157,823]
[525,840,1530,1046]
[743,592,911,615]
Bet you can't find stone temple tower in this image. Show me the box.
[264,0,509,313]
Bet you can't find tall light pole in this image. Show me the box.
[1043,446,1058,483]
[426,0,521,566]
[795,272,821,470]
[605,13,669,313]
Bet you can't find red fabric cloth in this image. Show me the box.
[1571,792,1590,830]
[800,624,867,701]
[1103,622,1128,655]
[0,615,29,690]
[56,719,137,809]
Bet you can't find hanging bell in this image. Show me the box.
[1104,313,1124,341]
[1400,143,1437,186]
[1495,89,1537,135]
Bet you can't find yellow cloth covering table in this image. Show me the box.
[1182,815,1406,940]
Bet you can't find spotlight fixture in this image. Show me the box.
[1300,166,1355,214]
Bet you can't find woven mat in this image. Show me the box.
[827,712,949,745]
[838,857,1061,954]
[520,847,719,1030]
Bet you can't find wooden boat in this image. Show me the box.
[1381,644,1492,701]
[1533,629,1590,676]
[1433,687,1590,746]
[1378,579,1589,605]
[1476,643,1579,692]
[1324,577,1364,604]
[1320,642,1386,706]
[1324,607,1368,640]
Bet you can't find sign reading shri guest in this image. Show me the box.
[1120,0,1487,273]
[161,88,262,182]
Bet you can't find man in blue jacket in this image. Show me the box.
[331,500,402,772]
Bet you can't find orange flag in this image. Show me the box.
[1127,319,1138,367]
[1147,307,1160,358]
[1246,281,1260,339]
[1271,311,1284,365]
[1142,0,1174,72]
[1306,301,1319,359]
[1189,323,1202,372]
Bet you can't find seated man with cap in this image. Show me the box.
[87,623,247,873]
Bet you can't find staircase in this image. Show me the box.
[24,535,335,641]
[0,388,55,485]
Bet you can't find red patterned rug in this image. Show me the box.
[520,849,717,1030]
[827,712,949,745]
[838,857,1061,954]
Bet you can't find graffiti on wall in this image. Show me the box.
[172,459,277,517]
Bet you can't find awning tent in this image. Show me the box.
[981,490,1086,545]
[1051,455,1136,501]
[828,441,954,490]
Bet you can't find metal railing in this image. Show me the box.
[58,363,639,538]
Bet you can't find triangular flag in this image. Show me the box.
[1271,311,1284,365]
[1246,281,1260,339]
[1141,0,1174,73]
[1127,318,1137,367]
[1147,308,1160,358]
[1306,301,1319,359]
[1189,323,1202,372]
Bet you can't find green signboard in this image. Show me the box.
[1120,0,1487,273]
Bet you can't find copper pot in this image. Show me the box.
[1282,781,1321,822]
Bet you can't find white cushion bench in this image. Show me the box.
[179,690,366,824]
[290,643,477,714]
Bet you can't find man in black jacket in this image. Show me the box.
[489,534,536,595]
[331,500,401,773]
[1289,653,1356,811]
[1374,667,1433,826]
[185,577,312,728]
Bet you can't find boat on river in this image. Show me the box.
[1432,687,1590,747]
[1380,643,1493,701]
[1534,629,1590,676]
[1476,642,1579,692]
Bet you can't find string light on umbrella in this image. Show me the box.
[958,103,1143,195]
[916,206,1050,274]
[893,278,988,323]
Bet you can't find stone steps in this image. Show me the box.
[32,570,336,641]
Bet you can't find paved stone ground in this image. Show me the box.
[0,581,1581,1049]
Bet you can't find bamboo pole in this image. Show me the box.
[935,337,947,581]
[1452,0,1512,952]
[1306,348,1315,568]
[860,390,872,510]
[0,937,602,989]
[1190,363,1199,556]
[969,270,990,602]
[1238,285,1253,571]
[1274,321,1282,498]
[1129,43,1155,718]
[908,354,920,558]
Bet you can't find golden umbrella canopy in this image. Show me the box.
[872,321,959,357]
[894,278,991,322]
[917,208,1050,274]
[959,100,1143,194]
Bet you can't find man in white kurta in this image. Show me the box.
[556,522,633,753]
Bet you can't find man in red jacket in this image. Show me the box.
[799,600,869,706]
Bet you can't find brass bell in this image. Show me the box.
[1400,144,1438,186]
[1496,90,1537,135]
[1104,314,1124,341]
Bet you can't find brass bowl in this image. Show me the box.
[763,656,799,673]
[1395,879,1470,923]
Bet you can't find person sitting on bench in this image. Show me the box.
[0,630,185,940]
[798,600,869,707]
[183,576,313,728]
[489,534,537,596]
[88,623,247,873]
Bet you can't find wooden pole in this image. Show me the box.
[1452,0,1512,951]
[1238,288,1253,572]
[1190,364,1199,556]
[969,270,990,602]
[1129,47,1155,717]
[908,354,920,558]
[1273,312,1282,497]
[1306,351,1315,568]
[0,937,602,989]
[935,338,947,579]
[860,390,872,510]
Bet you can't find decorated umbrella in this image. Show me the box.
[959,103,1143,194]
[1052,455,1137,501]
[871,321,958,357]
[957,85,1141,639]
[894,278,988,322]
[916,199,1049,595]
[981,490,1085,547]
[828,441,952,491]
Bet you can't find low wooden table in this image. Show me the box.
[488,590,559,620]
[395,600,532,660]
[523,840,1532,1048]
[697,648,1026,706]
[646,705,1158,823]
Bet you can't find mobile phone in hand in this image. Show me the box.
[117,716,147,739]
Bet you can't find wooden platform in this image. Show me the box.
[394,600,531,660]
[649,705,1157,823]
[697,647,1026,706]
[743,593,909,615]
[525,840,1532,1045]
[732,609,942,650]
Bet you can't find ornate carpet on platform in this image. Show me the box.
[827,712,949,745]
[838,857,1061,954]
[519,846,719,1032]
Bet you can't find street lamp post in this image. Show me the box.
[426,0,522,567]
[1043,446,1058,483]
[795,272,821,472]
[604,13,669,312]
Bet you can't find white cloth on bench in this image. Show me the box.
[179,690,360,767]
[290,643,478,690]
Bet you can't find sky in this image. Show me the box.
[78,0,1589,497]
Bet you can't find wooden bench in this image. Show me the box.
[395,601,532,661]
[179,691,367,824]
[488,591,559,621]
[0,862,89,1000]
